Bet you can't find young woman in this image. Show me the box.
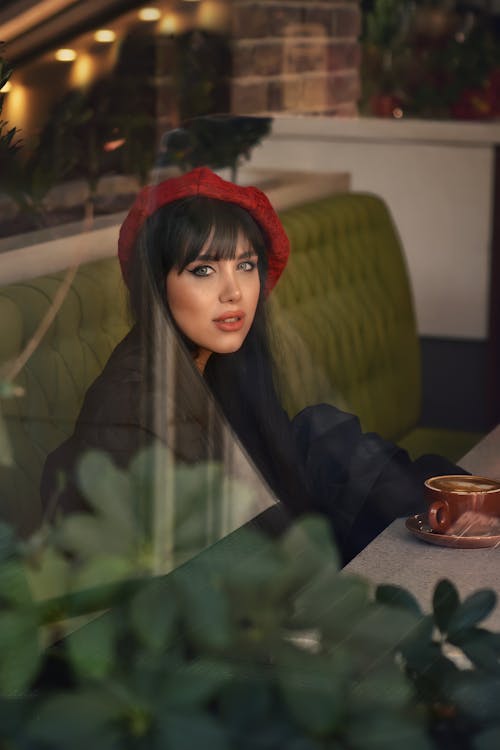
[41,167,464,563]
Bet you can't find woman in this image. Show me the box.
[41,167,463,563]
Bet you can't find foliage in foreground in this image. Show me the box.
[0,53,20,168]
[0,448,499,749]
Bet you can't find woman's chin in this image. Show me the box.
[213,341,245,355]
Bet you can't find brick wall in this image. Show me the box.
[230,0,361,116]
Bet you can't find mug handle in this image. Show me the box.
[428,500,451,532]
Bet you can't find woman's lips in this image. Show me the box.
[213,311,245,332]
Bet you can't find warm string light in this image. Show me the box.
[138,7,161,21]
[160,15,180,35]
[71,54,96,87]
[197,0,230,31]
[94,29,116,43]
[55,48,77,62]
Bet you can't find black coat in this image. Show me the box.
[41,326,465,564]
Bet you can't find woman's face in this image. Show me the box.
[166,232,261,371]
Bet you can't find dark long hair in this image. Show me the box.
[128,196,311,517]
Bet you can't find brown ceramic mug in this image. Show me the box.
[425,475,500,533]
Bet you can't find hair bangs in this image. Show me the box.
[174,198,267,271]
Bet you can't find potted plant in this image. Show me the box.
[0,444,499,749]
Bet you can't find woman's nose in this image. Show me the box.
[219,272,242,303]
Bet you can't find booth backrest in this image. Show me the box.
[0,258,131,536]
[270,193,421,438]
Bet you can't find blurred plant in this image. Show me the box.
[364,0,412,49]
[159,115,273,183]
[0,90,90,229]
[0,52,21,170]
[111,112,156,187]
[378,579,500,749]
[0,68,156,233]
[361,0,500,119]
[0,444,499,749]
[172,30,231,123]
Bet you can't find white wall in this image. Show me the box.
[247,116,500,341]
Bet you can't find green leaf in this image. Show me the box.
[433,579,459,633]
[0,560,33,607]
[174,563,231,652]
[447,590,497,637]
[448,627,500,674]
[375,584,422,618]
[447,672,500,723]
[398,615,436,672]
[474,726,500,750]
[66,612,117,680]
[162,658,232,710]
[341,604,420,671]
[0,611,41,696]
[25,546,72,602]
[0,522,18,562]
[345,714,432,750]
[280,515,340,580]
[218,676,273,730]
[156,711,230,750]
[222,537,288,609]
[0,695,32,739]
[130,578,177,652]
[0,405,13,467]
[76,451,135,536]
[276,645,349,736]
[26,690,125,747]
[74,555,137,590]
[194,524,271,581]
[292,569,369,635]
[56,514,134,561]
[168,460,226,533]
[283,737,322,750]
[37,576,144,626]
[350,664,413,715]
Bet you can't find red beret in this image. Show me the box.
[118,167,290,294]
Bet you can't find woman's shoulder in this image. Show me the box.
[97,326,144,385]
[76,326,150,430]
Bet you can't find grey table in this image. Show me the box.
[344,426,500,630]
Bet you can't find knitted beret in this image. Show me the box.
[118,167,290,294]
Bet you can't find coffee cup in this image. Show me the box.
[424,475,500,533]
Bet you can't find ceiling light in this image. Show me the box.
[138,7,161,21]
[160,14,179,34]
[0,81,12,93]
[94,29,116,43]
[55,48,77,62]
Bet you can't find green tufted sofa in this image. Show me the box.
[270,193,481,460]
[0,259,131,536]
[0,192,480,536]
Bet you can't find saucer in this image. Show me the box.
[405,514,500,549]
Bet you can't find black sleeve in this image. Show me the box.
[40,378,155,520]
[291,404,468,564]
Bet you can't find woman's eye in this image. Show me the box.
[190,265,214,277]
[237,260,256,272]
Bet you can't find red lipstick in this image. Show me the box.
[213,311,245,332]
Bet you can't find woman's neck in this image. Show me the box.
[194,348,212,374]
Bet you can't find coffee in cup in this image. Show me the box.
[424,475,500,533]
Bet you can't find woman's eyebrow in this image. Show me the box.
[193,248,258,262]
[195,252,218,262]
[238,248,258,258]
